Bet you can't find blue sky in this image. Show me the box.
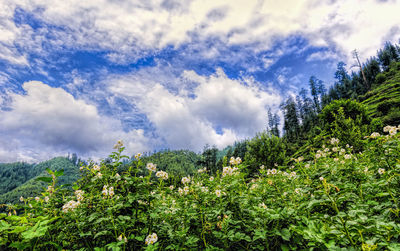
[1,0,400,162]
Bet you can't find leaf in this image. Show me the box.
[280,228,291,241]
[36,177,53,183]
[55,169,64,177]
[21,220,49,240]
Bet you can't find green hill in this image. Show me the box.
[0,157,80,205]
[361,62,400,126]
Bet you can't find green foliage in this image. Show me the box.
[319,99,372,151]
[1,129,400,250]
[244,132,287,175]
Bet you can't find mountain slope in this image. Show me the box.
[361,62,400,126]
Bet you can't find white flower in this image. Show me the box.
[259,202,267,209]
[260,165,265,170]
[113,140,124,149]
[134,153,142,159]
[334,158,339,162]
[197,167,207,173]
[47,186,54,194]
[178,187,184,196]
[370,132,380,138]
[201,186,209,193]
[378,168,385,175]
[29,204,33,208]
[215,190,221,197]
[229,156,242,165]
[183,186,189,195]
[44,196,49,203]
[295,188,301,194]
[344,154,351,160]
[169,185,174,190]
[20,196,24,202]
[97,172,103,178]
[146,163,157,172]
[330,138,339,145]
[108,187,115,197]
[62,200,80,213]
[364,167,368,173]
[319,176,324,181]
[75,190,84,201]
[93,165,101,172]
[145,233,158,245]
[271,168,277,175]
[102,185,108,196]
[315,153,321,159]
[80,166,84,170]
[115,173,121,181]
[156,170,168,180]
[209,176,214,181]
[332,147,338,152]
[181,176,190,185]
[305,164,310,168]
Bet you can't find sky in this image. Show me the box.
[0,0,400,163]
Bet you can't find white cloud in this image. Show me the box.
[0,81,151,162]
[306,50,340,62]
[106,67,281,152]
[1,0,398,67]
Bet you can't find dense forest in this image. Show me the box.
[0,41,400,250]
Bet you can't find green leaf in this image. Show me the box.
[280,228,291,241]
[55,169,64,177]
[36,177,53,183]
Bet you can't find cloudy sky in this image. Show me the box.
[0,0,399,162]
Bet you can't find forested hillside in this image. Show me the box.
[0,157,80,206]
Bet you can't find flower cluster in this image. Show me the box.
[383,125,399,136]
[74,190,84,201]
[215,189,222,197]
[155,170,168,180]
[117,234,128,243]
[62,200,80,213]
[222,166,239,177]
[178,186,190,195]
[93,165,101,172]
[145,233,158,245]
[197,167,207,173]
[370,132,381,138]
[102,185,115,197]
[330,138,339,145]
[181,176,190,185]
[378,168,385,175]
[134,152,142,159]
[146,163,157,172]
[113,140,124,149]
[229,156,242,165]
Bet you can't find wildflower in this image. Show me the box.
[383,125,392,132]
[330,138,339,145]
[378,168,385,175]
[305,163,310,168]
[209,176,214,181]
[201,186,208,193]
[319,176,324,181]
[156,170,168,180]
[344,154,351,160]
[62,200,80,213]
[44,196,49,203]
[250,184,258,190]
[93,165,101,172]
[295,188,301,194]
[364,167,368,173]
[183,186,189,195]
[29,204,33,208]
[289,171,297,179]
[97,172,103,178]
[340,160,345,164]
[181,176,190,185]
[80,166,84,170]
[20,196,24,202]
[146,163,157,172]
[283,192,288,196]
[370,132,380,138]
[229,156,242,165]
[332,147,338,152]
[102,185,109,196]
[169,185,174,190]
[117,235,128,242]
[215,190,221,197]
[113,140,124,149]
[271,168,277,175]
[115,173,121,181]
[334,158,339,162]
[259,202,267,209]
[145,233,158,245]
[75,190,84,201]
[197,167,207,173]
[47,185,54,194]
[108,187,115,197]
[134,153,142,159]
[315,153,321,159]
[178,188,184,196]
